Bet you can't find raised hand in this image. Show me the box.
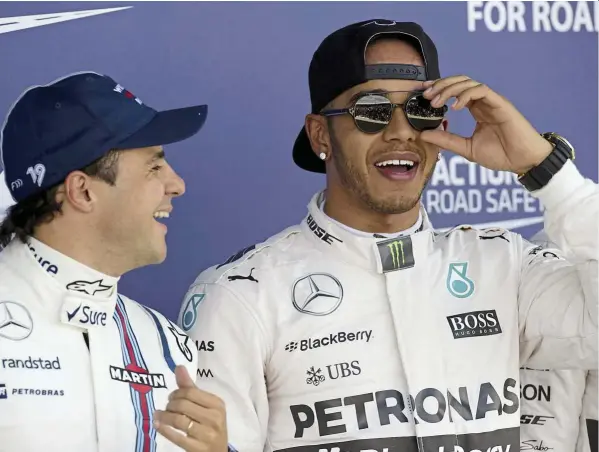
[154,366,228,452]
[420,75,554,174]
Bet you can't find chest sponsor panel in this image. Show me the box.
[284,330,373,353]
[109,365,167,391]
[289,378,519,439]
[1,356,61,370]
[272,427,519,452]
[0,382,65,399]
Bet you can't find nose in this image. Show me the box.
[381,106,418,143]
[166,165,186,198]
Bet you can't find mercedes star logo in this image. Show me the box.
[0,301,33,341]
[292,273,343,316]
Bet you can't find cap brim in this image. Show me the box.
[115,104,208,150]
[292,127,326,174]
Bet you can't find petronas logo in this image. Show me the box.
[446,262,475,298]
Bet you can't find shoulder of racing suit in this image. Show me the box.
[115,293,198,370]
[436,224,539,249]
[190,223,310,286]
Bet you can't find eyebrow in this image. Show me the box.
[348,88,388,104]
[148,149,165,163]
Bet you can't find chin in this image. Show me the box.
[367,191,421,215]
[154,246,168,264]
[153,252,167,265]
[146,239,168,265]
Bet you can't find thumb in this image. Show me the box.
[420,129,472,160]
[175,365,195,389]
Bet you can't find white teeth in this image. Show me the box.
[376,160,399,167]
[153,212,170,219]
[375,159,416,167]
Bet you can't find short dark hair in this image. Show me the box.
[0,149,121,249]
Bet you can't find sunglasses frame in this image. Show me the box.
[320,90,448,134]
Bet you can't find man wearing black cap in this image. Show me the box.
[0,72,229,452]
[180,20,598,452]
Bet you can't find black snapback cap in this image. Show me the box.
[293,19,441,173]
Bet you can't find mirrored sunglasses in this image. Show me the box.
[320,90,448,134]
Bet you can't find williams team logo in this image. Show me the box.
[446,262,475,298]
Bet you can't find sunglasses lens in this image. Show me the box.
[404,94,447,130]
[353,95,393,133]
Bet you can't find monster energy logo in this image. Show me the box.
[377,237,415,272]
[388,241,405,269]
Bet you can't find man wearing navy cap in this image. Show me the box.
[0,72,228,452]
[180,19,598,452]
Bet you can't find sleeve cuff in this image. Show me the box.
[530,160,586,211]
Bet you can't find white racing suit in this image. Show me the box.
[180,160,598,452]
[0,238,198,452]
[520,230,598,452]
[519,367,587,451]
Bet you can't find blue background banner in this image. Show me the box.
[0,1,596,320]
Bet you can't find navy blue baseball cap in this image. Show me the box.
[0,71,208,202]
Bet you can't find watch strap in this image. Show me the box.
[518,133,574,192]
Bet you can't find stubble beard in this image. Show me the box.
[331,134,437,215]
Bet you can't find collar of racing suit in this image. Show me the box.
[318,195,425,239]
[301,191,436,274]
[4,237,119,329]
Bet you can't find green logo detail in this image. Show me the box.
[388,240,406,270]
[377,236,414,272]
[181,293,205,331]
[446,262,475,298]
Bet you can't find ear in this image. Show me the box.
[62,171,97,213]
[305,114,331,159]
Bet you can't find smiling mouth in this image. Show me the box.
[375,159,418,172]
[153,211,171,231]
[374,159,420,180]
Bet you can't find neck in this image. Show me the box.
[34,224,127,278]
[25,235,119,298]
[323,184,421,234]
